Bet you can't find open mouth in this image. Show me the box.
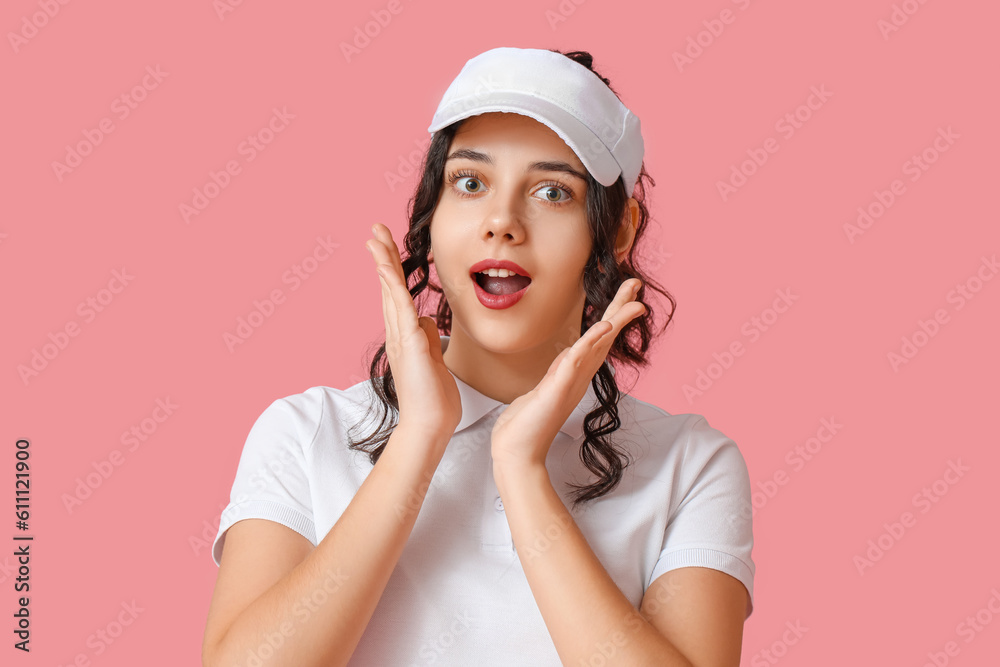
[472,271,532,295]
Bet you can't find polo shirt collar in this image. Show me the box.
[441,335,613,440]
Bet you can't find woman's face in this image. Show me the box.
[429,112,593,354]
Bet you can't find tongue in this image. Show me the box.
[480,274,531,295]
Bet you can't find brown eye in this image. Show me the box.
[450,174,483,197]
[450,174,483,195]
[535,184,572,204]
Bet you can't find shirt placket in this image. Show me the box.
[480,414,514,552]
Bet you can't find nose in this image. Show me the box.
[481,188,526,243]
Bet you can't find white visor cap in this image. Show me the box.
[427,47,645,198]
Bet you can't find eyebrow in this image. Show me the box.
[445,148,588,183]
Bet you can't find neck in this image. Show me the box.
[442,324,581,405]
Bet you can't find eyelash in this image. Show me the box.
[445,169,575,205]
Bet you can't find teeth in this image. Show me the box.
[477,268,520,278]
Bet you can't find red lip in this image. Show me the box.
[469,259,532,310]
[472,275,530,310]
[468,259,531,278]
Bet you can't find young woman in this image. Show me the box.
[203,47,754,667]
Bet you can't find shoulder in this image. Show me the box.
[252,378,378,451]
[618,395,750,481]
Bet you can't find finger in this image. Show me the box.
[599,301,645,344]
[371,225,420,338]
[545,344,573,379]
[373,223,405,282]
[587,320,617,357]
[419,316,446,363]
[600,280,647,341]
[586,303,645,367]
[601,278,641,323]
[583,319,615,347]
[367,238,404,348]
[554,320,613,373]
[366,240,393,338]
[557,284,645,378]
[369,237,420,339]
[384,266,421,337]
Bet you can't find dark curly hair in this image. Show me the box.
[347,49,676,508]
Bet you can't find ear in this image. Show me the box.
[428,245,434,264]
[614,198,639,262]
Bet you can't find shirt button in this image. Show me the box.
[494,496,504,512]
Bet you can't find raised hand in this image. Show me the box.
[365,223,462,444]
[490,278,646,470]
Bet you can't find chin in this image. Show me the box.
[464,317,563,356]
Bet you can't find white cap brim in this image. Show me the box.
[427,47,644,198]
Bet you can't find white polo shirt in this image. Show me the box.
[213,335,755,666]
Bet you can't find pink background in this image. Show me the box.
[3,0,998,664]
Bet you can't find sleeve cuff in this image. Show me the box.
[212,499,317,567]
[648,546,755,619]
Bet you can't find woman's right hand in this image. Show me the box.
[365,223,462,444]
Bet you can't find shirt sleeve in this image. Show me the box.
[211,390,322,567]
[647,415,756,619]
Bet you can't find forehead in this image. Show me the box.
[450,112,587,173]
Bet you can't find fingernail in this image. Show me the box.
[365,243,373,256]
[632,280,641,294]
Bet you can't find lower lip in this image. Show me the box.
[472,274,530,310]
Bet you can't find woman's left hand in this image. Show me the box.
[490,278,646,471]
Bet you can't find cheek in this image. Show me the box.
[540,222,591,267]
[536,261,588,303]
[432,253,474,300]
